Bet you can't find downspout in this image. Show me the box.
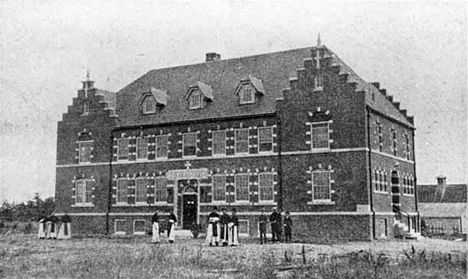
[106,133,113,235]
[366,107,376,239]
[276,112,283,212]
[411,130,419,232]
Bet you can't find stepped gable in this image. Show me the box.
[327,48,414,127]
[116,47,312,127]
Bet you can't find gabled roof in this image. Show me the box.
[234,75,266,95]
[185,81,213,101]
[138,87,167,106]
[417,184,467,203]
[418,203,467,217]
[116,47,312,126]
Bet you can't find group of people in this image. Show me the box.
[151,210,177,244]
[205,207,239,246]
[259,207,293,244]
[37,212,72,240]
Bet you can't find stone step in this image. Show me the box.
[174,229,193,238]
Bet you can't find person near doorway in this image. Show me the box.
[167,210,177,243]
[205,206,220,246]
[283,211,293,243]
[270,207,281,243]
[220,208,229,246]
[37,211,47,239]
[151,211,160,244]
[259,208,267,244]
[228,208,239,246]
[47,213,59,240]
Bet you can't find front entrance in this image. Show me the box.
[182,194,197,229]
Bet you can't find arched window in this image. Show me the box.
[142,96,156,114]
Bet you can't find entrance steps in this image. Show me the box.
[394,219,423,240]
[174,229,193,239]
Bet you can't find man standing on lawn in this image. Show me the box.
[219,208,229,246]
[228,208,239,246]
[270,207,281,243]
[258,208,267,244]
[151,211,160,244]
[283,211,293,243]
[205,206,220,246]
[37,211,47,239]
[167,210,177,244]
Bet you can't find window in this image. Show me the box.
[311,123,329,149]
[116,179,129,204]
[258,127,273,153]
[189,90,202,109]
[238,220,249,236]
[212,130,226,156]
[391,129,397,156]
[156,135,169,159]
[240,86,254,104]
[82,102,89,116]
[312,171,331,201]
[404,134,411,160]
[258,173,274,202]
[212,175,226,202]
[75,180,93,205]
[374,170,387,193]
[403,176,414,195]
[155,177,167,202]
[78,141,93,163]
[136,137,148,160]
[235,128,249,154]
[183,133,197,157]
[142,97,156,114]
[133,220,146,235]
[135,178,149,204]
[376,122,383,152]
[314,75,323,90]
[235,174,250,202]
[114,220,126,235]
[117,138,129,160]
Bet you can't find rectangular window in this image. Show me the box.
[235,174,250,202]
[259,173,274,202]
[135,179,148,204]
[238,220,249,235]
[183,133,197,157]
[189,91,202,109]
[156,135,168,159]
[391,129,397,156]
[117,138,129,160]
[136,137,148,160]
[155,177,167,203]
[116,179,129,204]
[405,134,411,160]
[240,87,254,104]
[133,219,146,235]
[376,122,383,152]
[143,97,156,114]
[212,130,226,156]
[75,180,93,205]
[314,75,323,90]
[235,128,249,154]
[311,123,329,149]
[78,141,93,163]
[212,175,226,202]
[82,102,89,115]
[312,171,331,201]
[114,220,126,235]
[258,127,273,153]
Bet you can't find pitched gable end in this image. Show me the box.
[138,87,167,106]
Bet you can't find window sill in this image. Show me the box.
[311,148,330,152]
[78,161,92,165]
[257,201,276,205]
[374,191,389,195]
[134,203,149,206]
[182,155,197,159]
[114,232,126,235]
[155,157,169,161]
[402,194,415,197]
[313,87,323,92]
[258,151,274,155]
[212,154,227,157]
[114,203,129,206]
[72,204,94,207]
[307,201,335,205]
[133,232,146,235]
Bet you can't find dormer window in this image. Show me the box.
[142,96,156,114]
[138,87,167,115]
[82,102,89,116]
[314,75,323,91]
[235,76,265,105]
[189,89,202,109]
[185,81,213,110]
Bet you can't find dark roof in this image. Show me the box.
[417,184,467,203]
[96,89,116,110]
[418,203,467,217]
[116,47,313,126]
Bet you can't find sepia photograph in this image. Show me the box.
[0,1,466,278]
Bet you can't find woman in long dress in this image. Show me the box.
[167,210,177,243]
[228,208,239,246]
[37,212,46,239]
[57,213,72,239]
[205,206,220,246]
[151,211,160,244]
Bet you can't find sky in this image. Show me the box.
[0,1,466,202]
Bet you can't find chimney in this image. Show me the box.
[433,175,447,202]
[205,52,221,62]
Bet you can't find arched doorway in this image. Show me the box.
[181,182,198,229]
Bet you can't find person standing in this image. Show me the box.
[283,211,293,243]
[167,210,177,244]
[220,208,229,246]
[205,206,220,246]
[37,211,47,239]
[151,211,160,244]
[57,213,72,239]
[47,213,59,240]
[270,207,281,243]
[258,209,267,244]
[227,208,239,246]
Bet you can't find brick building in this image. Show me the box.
[55,39,419,240]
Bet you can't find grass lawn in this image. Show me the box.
[0,234,466,278]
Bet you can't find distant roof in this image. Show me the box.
[417,184,467,203]
[418,203,467,217]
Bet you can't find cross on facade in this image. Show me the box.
[184,161,192,169]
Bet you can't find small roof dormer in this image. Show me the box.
[234,75,265,105]
[185,81,213,109]
[138,87,167,115]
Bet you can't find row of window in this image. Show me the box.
[77,123,330,163]
[74,171,333,206]
[372,170,414,195]
[374,122,412,160]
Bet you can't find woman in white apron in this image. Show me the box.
[228,208,239,246]
[167,210,177,243]
[151,211,160,243]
